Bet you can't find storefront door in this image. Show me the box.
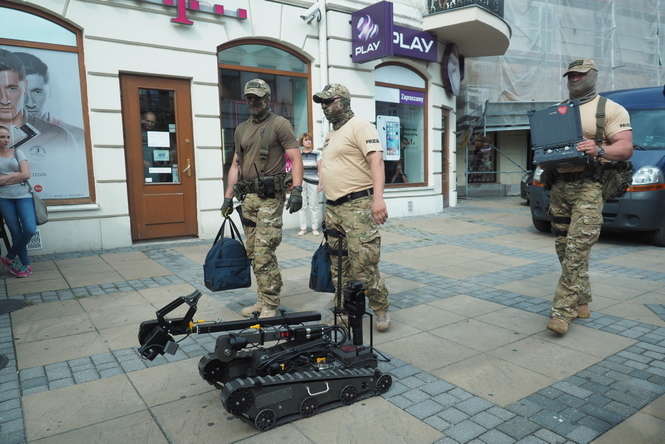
[120,75,198,240]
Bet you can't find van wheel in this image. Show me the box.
[532,218,551,233]
[652,227,665,247]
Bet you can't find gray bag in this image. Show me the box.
[27,181,48,225]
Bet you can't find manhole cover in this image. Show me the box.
[0,299,27,314]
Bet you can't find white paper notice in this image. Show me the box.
[147,131,171,147]
[148,167,172,174]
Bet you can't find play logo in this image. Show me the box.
[356,14,378,41]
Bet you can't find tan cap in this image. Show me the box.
[563,59,598,77]
[313,83,351,103]
[244,78,271,97]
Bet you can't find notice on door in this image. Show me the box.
[147,131,171,147]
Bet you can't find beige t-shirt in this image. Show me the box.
[234,113,298,179]
[320,116,383,201]
[557,95,631,172]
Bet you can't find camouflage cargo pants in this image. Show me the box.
[549,179,603,321]
[325,196,390,312]
[241,193,285,308]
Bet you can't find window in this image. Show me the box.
[374,64,428,187]
[218,40,311,186]
[0,3,93,203]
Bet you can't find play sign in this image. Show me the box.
[351,2,437,63]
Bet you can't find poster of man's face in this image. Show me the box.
[0,44,88,200]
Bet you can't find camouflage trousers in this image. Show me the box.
[549,179,603,321]
[325,196,390,312]
[241,193,285,308]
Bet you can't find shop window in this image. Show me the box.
[0,3,93,203]
[374,63,427,187]
[218,40,311,187]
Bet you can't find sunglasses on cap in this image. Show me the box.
[319,96,340,105]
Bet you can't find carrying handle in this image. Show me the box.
[213,217,245,246]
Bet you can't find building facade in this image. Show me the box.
[0,0,509,253]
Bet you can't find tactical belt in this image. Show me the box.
[326,188,373,207]
[556,170,598,183]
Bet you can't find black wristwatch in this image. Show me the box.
[596,146,606,158]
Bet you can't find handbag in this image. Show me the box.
[203,217,251,292]
[309,240,335,293]
[13,149,47,225]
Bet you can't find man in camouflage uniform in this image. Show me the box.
[222,79,303,318]
[314,84,391,332]
[546,60,633,335]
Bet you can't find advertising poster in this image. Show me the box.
[1,44,89,199]
[376,115,401,161]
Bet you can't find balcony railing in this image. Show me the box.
[428,0,504,18]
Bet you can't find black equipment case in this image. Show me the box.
[528,101,587,168]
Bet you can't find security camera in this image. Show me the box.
[300,1,321,24]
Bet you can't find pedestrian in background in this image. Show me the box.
[0,125,36,278]
[297,133,321,236]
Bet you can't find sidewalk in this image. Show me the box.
[1,197,664,444]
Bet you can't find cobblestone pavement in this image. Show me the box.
[1,197,664,443]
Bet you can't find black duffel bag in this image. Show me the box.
[204,217,251,292]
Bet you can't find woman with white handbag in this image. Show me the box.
[0,125,36,277]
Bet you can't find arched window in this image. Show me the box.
[375,63,428,187]
[0,2,93,203]
[217,40,311,182]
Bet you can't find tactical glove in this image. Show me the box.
[286,186,303,214]
[221,197,234,217]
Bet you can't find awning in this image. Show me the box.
[482,101,557,132]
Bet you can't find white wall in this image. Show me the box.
[20,0,456,254]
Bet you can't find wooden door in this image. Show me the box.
[120,75,198,240]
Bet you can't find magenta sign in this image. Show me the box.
[139,0,247,25]
[351,2,437,63]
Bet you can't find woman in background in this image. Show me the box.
[0,125,36,277]
[297,133,321,236]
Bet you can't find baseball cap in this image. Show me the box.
[244,79,271,97]
[563,59,598,77]
[313,83,351,103]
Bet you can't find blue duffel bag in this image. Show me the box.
[309,241,335,293]
[204,217,251,292]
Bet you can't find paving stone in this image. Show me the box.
[508,399,544,417]
[471,411,504,429]
[603,400,636,418]
[497,417,541,440]
[456,397,494,416]
[530,410,576,437]
[415,372,439,383]
[445,419,486,443]
[580,404,625,425]
[576,415,612,433]
[551,381,592,399]
[478,429,516,444]
[538,387,563,399]
[385,380,408,397]
[22,386,48,395]
[0,407,22,422]
[20,376,47,390]
[401,376,426,388]
[515,437,548,444]
[19,367,44,381]
[565,426,601,444]
[391,365,420,379]
[405,399,445,419]
[421,380,454,396]
[0,398,20,412]
[44,365,71,381]
[91,353,116,365]
[487,406,515,421]
[73,369,99,384]
[450,387,473,401]
[388,395,414,409]
[0,418,23,433]
[119,360,146,372]
[617,351,653,364]
[433,392,460,408]
[605,389,649,409]
[439,407,470,425]
[49,378,74,390]
[0,380,18,392]
[403,388,430,403]
[424,414,451,431]
[534,428,567,443]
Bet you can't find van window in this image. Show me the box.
[629,109,665,150]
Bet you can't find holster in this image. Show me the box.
[236,173,292,200]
